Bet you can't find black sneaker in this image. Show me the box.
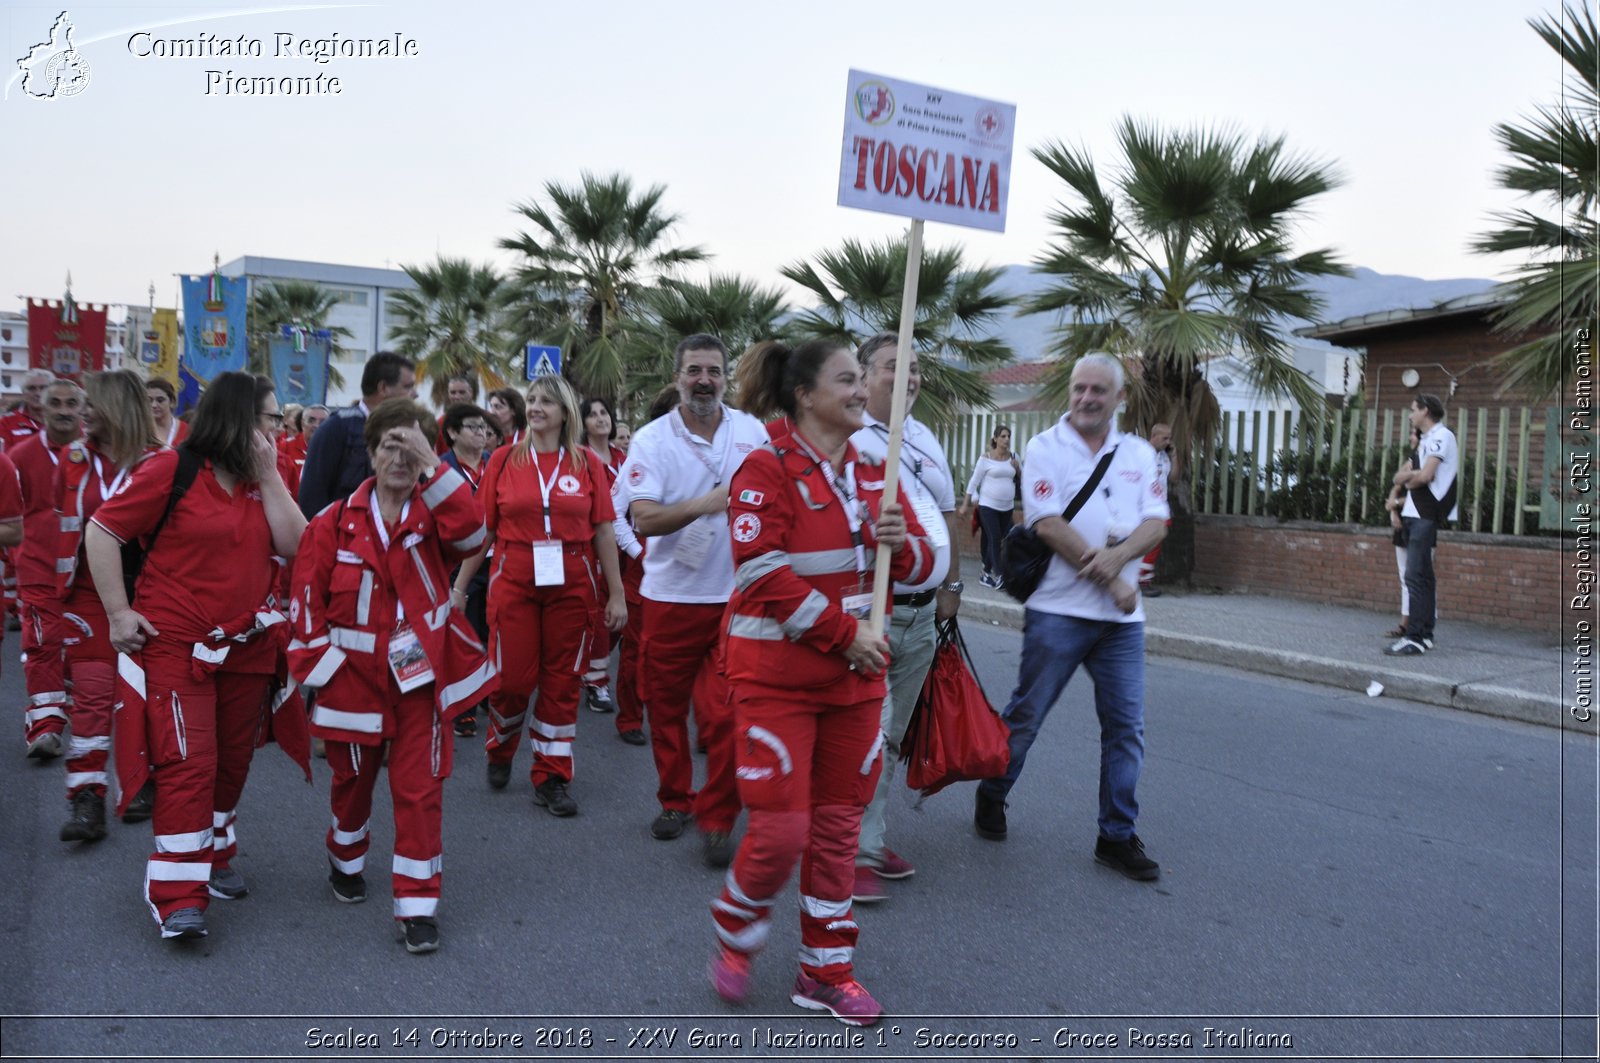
[452,713,476,737]
[160,907,208,940]
[60,790,108,843]
[329,866,367,904]
[1383,637,1426,657]
[702,830,735,869]
[974,788,1008,841]
[402,917,440,954]
[121,780,155,824]
[619,729,647,746]
[1142,585,1162,598]
[1421,636,1435,651]
[486,762,511,790]
[207,865,249,900]
[651,809,689,840]
[585,685,614,713]
[533,778,577,817]
[1094,833,1160,881]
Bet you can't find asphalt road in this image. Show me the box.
[1,619,1594,1063]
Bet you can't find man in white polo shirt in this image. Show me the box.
[973,354,1168,883]
[847,334,962,902]
[1385,393,1458,657]
[619,334,768,868]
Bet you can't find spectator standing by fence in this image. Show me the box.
[962,425,1019,589]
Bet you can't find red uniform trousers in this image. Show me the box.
[325,683,450,920]
[484,545,593,786]
[640,599,738,833]
[613,553,645,736]
[140,641,272,923]
[583,595,613,695]
[61,589,114,799]
[710,689,884,984]
[20,591,69,742]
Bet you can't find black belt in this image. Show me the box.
[892,588,937,608]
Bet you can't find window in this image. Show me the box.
[330,289,369,307]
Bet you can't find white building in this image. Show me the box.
[1202,341,1359,450]
[217,256,419,407]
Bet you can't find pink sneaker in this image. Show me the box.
[851,865,888,903]
[709,947,751,1004]
[791,971,882,1026]
[874,847,916,879]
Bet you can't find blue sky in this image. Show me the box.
[1,0,1566,314]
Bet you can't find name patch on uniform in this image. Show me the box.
[731,513,761,543]
[737,489,764,506]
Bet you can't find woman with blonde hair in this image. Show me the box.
[54,370,161,843]
[452,374,625,816]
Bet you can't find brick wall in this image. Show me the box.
[1190,515,1563,632]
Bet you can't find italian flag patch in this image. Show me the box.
[738,489,765,506]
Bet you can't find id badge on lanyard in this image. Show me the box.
[795,433,872,620]
[533,450,567,586]
[388,620,435,692]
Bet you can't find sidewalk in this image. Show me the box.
[958,581,1568,730]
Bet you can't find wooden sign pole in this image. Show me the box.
[866,217,925,635]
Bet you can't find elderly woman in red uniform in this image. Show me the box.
[708,339,935,1026]
[85,372,305,942]
[452,375,625,816]
[54,371,161,843]
[289,399,494,954]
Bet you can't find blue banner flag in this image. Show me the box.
[269,330,330,406]
[180,273,249,384]
[176,361,203,416]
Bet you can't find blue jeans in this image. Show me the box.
[1402,517,1438,640]
[977,506,1010,577]
[978,611,1146,840]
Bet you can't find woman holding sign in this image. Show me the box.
[708,339,935,1027]
[452,375,625,816]
[289,399,493,953]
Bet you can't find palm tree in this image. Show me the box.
[385,257,512,405]
[248,280,350,389]
[498,172,707,400]
[1471,3,1597,397]
[1026,118,1349,579]
[621,273,789,411]
[780,236,1015,427]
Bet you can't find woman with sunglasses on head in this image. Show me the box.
[485,387,527,450]
[452,375,625,816]
[707,339,935,1026]
[85,372,306,943]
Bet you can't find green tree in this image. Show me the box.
[1471,4,1597,397]
[385,257,512,405]
[1026,118,1349,580]
[247,280,350,390]
[779,235,1015,427]
[623,273,789,411]
[498,172,707,400]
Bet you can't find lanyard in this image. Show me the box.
[164,420,180,447]
[90,453,128,499]
[41,429,59,467]
[531,448,565,540]
[670,408,733,486]
[868,422,930,490]
[791,430,867,576]
[369,490,411,550]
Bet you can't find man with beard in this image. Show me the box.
[618,335,767,868]
[12,379,83,759]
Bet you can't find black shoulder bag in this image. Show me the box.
[998,446,1117,604]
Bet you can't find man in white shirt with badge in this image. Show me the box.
[846,334,962,902]
[973,354,1169,883]
[1384,393,1458,657]
[618,334,768,868]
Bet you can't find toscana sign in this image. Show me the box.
[837,69,1016,233]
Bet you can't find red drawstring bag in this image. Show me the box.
[901,618,1010,796]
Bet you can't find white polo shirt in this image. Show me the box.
[1022,419,1169,623]
[1400,421,1459,522]
[619,405,768,603]
[850,411,953,592]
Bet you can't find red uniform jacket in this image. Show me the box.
[9,432,62,594]
[288,464,496,746]
[723,418,936,704]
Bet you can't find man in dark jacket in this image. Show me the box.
[298,352,417,517]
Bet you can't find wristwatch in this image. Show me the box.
[941,581,964,594]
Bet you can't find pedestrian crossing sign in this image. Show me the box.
[525,344,562,380]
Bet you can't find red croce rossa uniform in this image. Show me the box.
[9,431,69,745]
[711,417,935,988]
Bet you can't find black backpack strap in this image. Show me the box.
[123,445,204,599]
[1061,446,1118,522]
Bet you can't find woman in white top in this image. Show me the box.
[961,425,1020,588]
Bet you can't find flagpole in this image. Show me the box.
[866,217,924,635]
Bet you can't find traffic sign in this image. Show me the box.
[525,344,562,380]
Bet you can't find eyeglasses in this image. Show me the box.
[259,412,285,426]
[460,421,489,433]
